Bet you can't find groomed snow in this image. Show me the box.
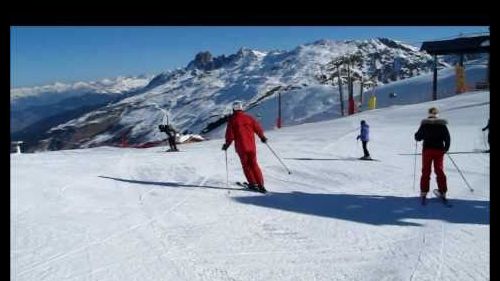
[11,91,489,281]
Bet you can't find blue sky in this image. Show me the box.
[11,26,489,88]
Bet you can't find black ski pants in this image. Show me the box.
[362,141,370,157]
[168,137,177,151]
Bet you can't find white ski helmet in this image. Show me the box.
[232,100,244,111]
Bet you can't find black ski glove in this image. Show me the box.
[260,136,268,143]
[222,143,229,151]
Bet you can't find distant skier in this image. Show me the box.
[356,120,371,160]
[166,124,179,152]
[159,124,178,152]
[482,119,490,152]
[222,101,268,193]
[414,107,450,204]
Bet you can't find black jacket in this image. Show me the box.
[159,124,176,138]
[414,117,450,151]
[165,125,176,138]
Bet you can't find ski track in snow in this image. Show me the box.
[11,91,489,281]
[17,194,191,278]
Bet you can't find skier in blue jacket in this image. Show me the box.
[356,120,371,159]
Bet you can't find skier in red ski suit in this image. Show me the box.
[414,107,450,204]
[222,101,268,192]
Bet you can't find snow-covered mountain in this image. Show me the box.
[10,75,153,134]
[15,38,488,152]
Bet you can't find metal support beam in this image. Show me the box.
[432,55,438,101]
[336,65,344,116]
[277,91,282,128]
[487,53,490,85]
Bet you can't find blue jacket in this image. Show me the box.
[357,123,369,142]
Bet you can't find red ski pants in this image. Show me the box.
[420,148,447,194]
[238,151,264,187]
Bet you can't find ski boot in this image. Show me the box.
[420,192,427,206]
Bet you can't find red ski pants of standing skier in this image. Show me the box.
[238,151,264,187]
[420,148,447,194]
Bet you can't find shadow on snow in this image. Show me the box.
[98,176,489,227]
[233,191,489,226]
[99,175,243,192]
[286,157,367,161]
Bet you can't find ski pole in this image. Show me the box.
[225,150,229,188]
[412,141,418,192]
[265,142,292,174]
[446,153,474,192]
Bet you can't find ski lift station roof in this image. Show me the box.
[420,35,490,55]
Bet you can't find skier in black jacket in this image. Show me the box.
[159,124,178,152]
[414,107,450,204]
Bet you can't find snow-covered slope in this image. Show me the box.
[206,64,487,139]
[11,90,489,281]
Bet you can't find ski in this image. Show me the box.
[400,151,488,155]
[433,189,452,208]
[358,157,380,161]
[235,182,267,194]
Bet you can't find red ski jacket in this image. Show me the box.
[225,111,265,154]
